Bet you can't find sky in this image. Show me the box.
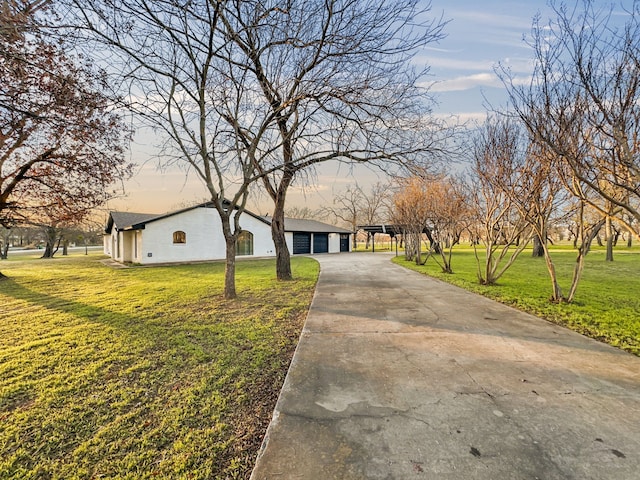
[106,0,619,216]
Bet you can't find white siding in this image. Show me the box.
[285,232,294,255]
[244,214,277,257]
[138,207,274,265]
[107,205,349,265]
[328,233,340,253]
[103,235,110,255]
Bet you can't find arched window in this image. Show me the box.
[173,230,186,244]
[236,231,253,256]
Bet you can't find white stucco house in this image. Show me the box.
[103,201,351,265]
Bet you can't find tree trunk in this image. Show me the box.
[567,248,586,303]
[484,245,493,285]
[41,226,59,258]
[62,239,69,256]
[628,234,633,248]
[42,243,53,258]
[271,197,292,281]
[567,217,605,303]
[541,242,563,302]
[605,216,614,262]
[218,213,238,299]
[532,234,544,257]
[0,242,8,260]
[414,232,422,265]
[223,234,237,299]
[439,250,453,273]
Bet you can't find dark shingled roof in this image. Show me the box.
[105,211,160,233]
[260,216,352,234]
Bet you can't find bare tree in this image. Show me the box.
[284,206,324,220]
[323,182,391,249]
[321,184,363,248]
[498,0,640,239]
[218,0,449,280]
[360,182,393,249]
[420,175,472,273]
[392,177,432,265]
[469,116,531,285]
[64,0,261,298]
[503,137,574,302]
[0,0,133,279]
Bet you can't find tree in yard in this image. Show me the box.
[0,227,10,259]
[65,0,449,287]
[498,0,640,240]
[469,116,532,285]
[27,203,83,258]
[391,176,432,265]
[502,137,573,302]
[492,119,605,303]
[321,182,391,250]
[0,0,133,278]
[359,182,393,250]
[65,0,260,299]
[218,0,449,280]
[284,206,324,221]
[419,175,471,273]
[321,185,363,249]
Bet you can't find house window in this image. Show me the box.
[236,231,253,256]
[173,231,186,244]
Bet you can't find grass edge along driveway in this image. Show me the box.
[392,247,640,356]
[0,253,318,480]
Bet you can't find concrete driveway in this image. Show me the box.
[250,252,640,479]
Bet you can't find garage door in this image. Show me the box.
[293,233,311,254]
[313,233,329,254]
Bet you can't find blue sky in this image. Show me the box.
[423,0,550,120]
[110,0,619,215]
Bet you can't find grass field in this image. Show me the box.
[392,245,640,356]
[0,252,319,480]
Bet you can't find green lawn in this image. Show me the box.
[392,246,640,355]
[0,252,319,480]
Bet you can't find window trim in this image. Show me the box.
[236,230,254,256]
[173,230,186,244]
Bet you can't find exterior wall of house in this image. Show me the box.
[137,207,275,265]
[108,230,122,262]
[103,234,110,256]
[328,233,341,253]
[107,206,350,265]
[284,232,293,254]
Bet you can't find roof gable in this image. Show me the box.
[105,211,159,233]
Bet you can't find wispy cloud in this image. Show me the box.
[427,73,502,92]
[433,111,488,124]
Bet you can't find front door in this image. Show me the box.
[340,234,350,252]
